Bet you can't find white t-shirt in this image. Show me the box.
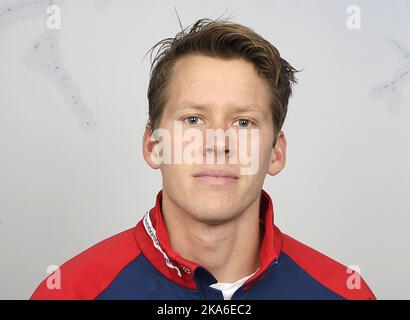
[209,269,258,300]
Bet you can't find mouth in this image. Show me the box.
[193,169,239,186]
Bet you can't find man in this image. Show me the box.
[31,18,376,300]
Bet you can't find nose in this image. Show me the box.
[204,141,230,156]
[203,127,237,164]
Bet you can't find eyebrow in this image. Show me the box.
[174,101,265,114]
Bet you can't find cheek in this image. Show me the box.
[259,132,275,167]
[168,125,205,162]
[161,164,179,185]
[161,163,192,186]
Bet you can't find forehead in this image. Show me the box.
[164,54,272,115]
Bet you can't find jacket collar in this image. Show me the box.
[134,189,283,290]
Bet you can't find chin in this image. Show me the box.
[188,202,240,225]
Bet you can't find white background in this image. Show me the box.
[0,0,409,299]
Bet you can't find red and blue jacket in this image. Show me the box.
[31,189,376,300]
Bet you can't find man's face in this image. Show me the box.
[144,54,286,224]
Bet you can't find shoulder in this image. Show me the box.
[30,227,141,300]
[280,232,376,300]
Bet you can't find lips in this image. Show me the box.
[193,169,239,186]
[193,169,239,179]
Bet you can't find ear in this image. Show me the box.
[142,124,161,170]
[267,131,287,176]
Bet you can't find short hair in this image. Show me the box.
[146,18,300,144]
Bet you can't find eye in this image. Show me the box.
[234,119,253,128]
[183,116,204,125]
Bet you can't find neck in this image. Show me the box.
[161,190,263,283]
